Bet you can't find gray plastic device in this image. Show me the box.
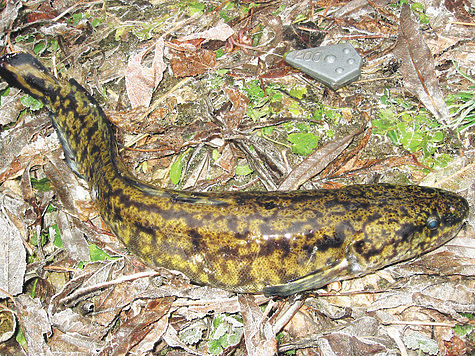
[285,43,362,90]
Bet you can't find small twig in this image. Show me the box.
[59,270,160,306]
[272,296,306,334]
[451,21,475,27]
[382,320,458,327]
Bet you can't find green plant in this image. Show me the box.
[447,64,475,133]
[207,314,243,355]
[372,89,450,168]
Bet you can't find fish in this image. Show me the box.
[0,52,469,296]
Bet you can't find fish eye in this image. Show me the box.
[426,216,440,230]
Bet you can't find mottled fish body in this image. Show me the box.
[0,52,469,296]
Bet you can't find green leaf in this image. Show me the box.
[459,312,474,319]
[30,177,51,192]
[179,322,205,345]
[432,131,444,142]
[208,314,243,354]
[20,95,44,111]
[378,108,396,121]
[210,319,227,339]
[187,2,205,16]
[289,87,307,99]
[91,17,104,28]
[170,154,184,185]
[208,338,223,355]
[287,132,319,156]
[312,108,324,120]
[46,204,57,213]
[247,107,268,121]
[0,87,10,98]
[15,34,35,43]
[215,48,225,58]
[454,324,474,337]
[51,224,63,248]
[403,332,439,355]
[261,126,274,135]
[89,244,115,262]
[252,25,263,46]
[288,101,303,116]
[31,231,48,247]
[30,278,38,298]
[386,130,399,145]
[48,38,59,52]
[71,13,83,26]
[325,129,335,138]
[227,327,243,346]
[33,42,46,54]
[16,327,27,349]
[235,164,253,176]
[295,123,310,132]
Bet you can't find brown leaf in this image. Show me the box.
[177,21,234,43]
[0,1,22,34]
[0,113,54,183]
[0,309,16,343]
[223,87,249,129]
[99,297,173,356]
[174,293,270,320]
[325,154,425,180]
[321,331,386,354]
[444,0,473,22]
[214,143,236,174]
[278,131,358,191]
[234,134,288,190]
[56,211,90,262]
[182,145,211,190]
[320,128,371,178]
[0,191,27,297]
[43,152,93,220]
[444,335,468,356]
[170,49,216,78]
[238,294,277,355]
[0,90,22,126]
[126,38,166,108]
[15,295,52,355]
[393,3,449,123]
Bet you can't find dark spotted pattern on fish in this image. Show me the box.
[0,52,469,296]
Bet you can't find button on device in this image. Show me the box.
[285,44,362,90]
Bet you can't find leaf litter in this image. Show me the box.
[0,0,473,355]
[393,3,450,123]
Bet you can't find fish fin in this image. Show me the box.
[50,113,84,179]
[263,260,349,297]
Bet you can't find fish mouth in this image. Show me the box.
[440,192,469,227]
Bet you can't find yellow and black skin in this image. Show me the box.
[0,52,469,296]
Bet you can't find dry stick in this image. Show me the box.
[451,21,475,26]
[272,297,306,334]
[59,270,160,306]
[383,320,458,327]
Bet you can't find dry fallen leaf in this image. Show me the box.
[15,295,52,355]
[278,131,358,191]
[126,37,166,108]
[99,297,173,356]
[170,49,216,78]
[0,191,27,298]
[393,3,450,123]
[177,21,234,43]
[238,294,277,355]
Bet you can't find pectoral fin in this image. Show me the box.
[263,259,350,297]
